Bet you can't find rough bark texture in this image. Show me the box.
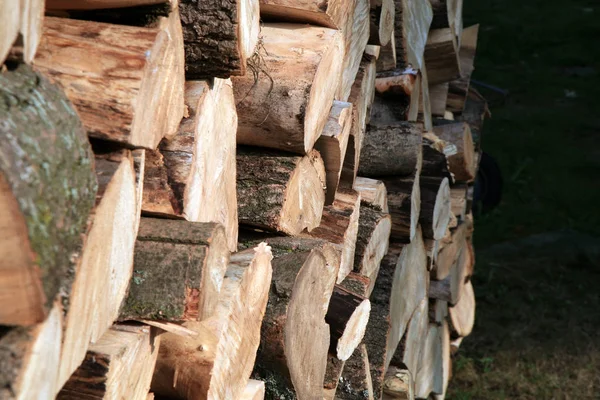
[358,123,423,177]
[369,0,394,46]
[354,203,392,278]
[326,286,370,360]
[419,176,451,240]
[323,355,345,398]
[377,33,397,72]
[336,344,375,399]
[423,28,461,85]
[393,0,433,68]
[381,175,420,242]
[421,140,452,180]
[0,64,96,326]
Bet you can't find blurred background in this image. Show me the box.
[448,0,600,398]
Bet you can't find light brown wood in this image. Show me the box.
[382,175,421,242]
[314,101,353,204]
[430,0,463,41]
[46,0,176,9]
[433,321,451,398]
[232,23,344,154]
[354,203,392,278]
[304,189,361,283]
[3,0,44,63]
[0,301,62,399]
[415,323,443,399]
[429,243,469,305]
[354,177,389,213]
[429,298,448,325]
[236,147,326,235]
[383,366,414,400]
[365,44,382,60]
[152,243,272,399]
[377,32,397,71]
[142,79,238,251]
[433,122,476,182]
[432,222,467,280]
[375,69,418,96]
[393,0,433,68]
[0,64,96,327]
[449,280,475,337]
[58,324,160,400]
[447,25,479,114]
[323,354,344,399]
[419,62,434,131]
[0,0,20,64]
[57,148,140,391]
[34,15,185,149]
[392,297,429,378]
[337,344,375,399]
[259,0,354,29]
[241,380,266,400]
[419,176,451,240]
[427,82,450,116]
[408,73,421,122]
[450,183,468,220]
[424,28,461,85]
[369,0,394,46]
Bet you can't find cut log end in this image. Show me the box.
[337,299,371,361]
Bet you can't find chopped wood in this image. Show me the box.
[354,177,389,213]
[419,176,451,240]
[414,323,443,399]
[392,297,429,377]
[449,280,475,338]
[383,366,414,400]
[259,0,354,29]
[358,123,423,177]
[0,1,20,64]
[304,189,361,283]
[252,241,338,399]
[428,82,450,116]
[0,64,96,326]
[336,344,375,399]
[241,379,266,400]
[236,147,326,235]
[450,183,468,220]
[0,301,62,399]
[353,203,392,277]
[429,298,448,325]
[369,0,394,46]
[433,122,476,182]
[393,0,433,68]
[419,62,434,131]
[432,222,467,280]
[179,0,259,78]
[339,271,372,298]
[447,25,479,114]
[424,28,461,84]
[378,32,397,71]
[421,140,452,181]
[430,0,463,40]
[381,175,421,242]
[232,23,344,154]
[375,69,418,97]
[119,218,230,322]
[46,0,176,8]
[407,73,422,122]
[433,321,451,397]
[314,101,353,204]
[365,44,382,60]
[58,324,160,400]
[152,243,272,399]
[142,79,238,251]
[326,286,371,360]
[2,0,44,64]
[35,15,185,149]
[136,320,198,338]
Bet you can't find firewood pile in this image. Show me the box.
[0,0,488,398]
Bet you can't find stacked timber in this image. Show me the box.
[0,0,488,398]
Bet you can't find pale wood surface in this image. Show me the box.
[354,177,389,213]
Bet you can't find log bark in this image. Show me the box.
[0,301,62,399]
[414,323,443,399]
[58,148,140,390]
[432,222,467,280]
[179,0,259,78]
[152,243,273,399]
[232,23,344,154]
[354,177,389,213]
[447,25,479,114]
[377,32,397,71]
[314,101,353,204]
[339,272,372,298]
[427,82,450,116]
[57,324,160,400]
[449,280,475,338]
[430,0,463,40]
[119,218,230,322]
[336,344,375,399]
[326,286,371,361]
[432,122,476,182]
[421,140,452,180]
[259,0,353,29]
[370,93,411,126]
[252,242,338,400]
[304,189,361,283]
[393,0,432,68]
[242,380,266,400]
[424,28,461,84]
[358,123,423,177]
[1,0,44,64]
[383,366,414,400]
[369,0,394,46]
[0,64,96,326]
[236,147,326,235]
[354,203,392,278]
[381,175,420,242]
[323,355,345,399]
[34,15,184,149]
[433,321,452,398]
[142,79,238,251]
[392,297,429,378]
[457,87,489,150]
[419,176,451,240]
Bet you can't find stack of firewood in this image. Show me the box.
[0,0,488,398]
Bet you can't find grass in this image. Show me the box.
[446,0,600,398]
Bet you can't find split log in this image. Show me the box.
[304,189,361,283]
[421,140,452,180]
[354,177,389,213]
[323,356,345,399]
[252,241,338,399]
[0,64,96,326]
[423,28,461,84]
[365,44,382,60]
[358,123,423,177]
[383,366,414,400]
[314,101,353,204]
[142,79,238,251]
[1,0,44,63]
[429,299,448,325]
[258,0,352,29]
[241,380,266,400]
[447,25,479,114]
[340,58,377,187]
[353,203,392,278]
[432,122,476,182]
[370,93,410,126]
[414,323,442,399]
[432,222,467,280]
[450,183,468,220]
[57,324,160,400]
[429,243,469,305]
[232,24,344,154]
[430,0,463,40]
[326,286,371,361]
[392,297,429,377]
[393,0,432,68]
[119,218,230,322]
[152,243,273,399]
[179,0,259,78]
[34,15,185,149]
[449,280,475,337]
[428,83,450,116]
[407,73,422,122]
[381,175,420,242]
[378,32,397,71]
[0,302,62,399]
[236,147,326,235]
[339,272,372,298]
[433,321,451,398]
[369,0,394,46]
[450,337,463,355]
[419,176,451,240]
[375,69,418,97]
[419,63,434,131]
[336,344,375,399]
[457,88,489,150]
[58,148,139,389]
[337,0,370,101]
[0,1,19,64]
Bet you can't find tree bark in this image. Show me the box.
[424,28,461,84]
[336,344,375,399]
[314,101,353,204]
[304,189,361,283]
[449,280,475,338]
[432,122,476,182]
[381,175,421,242]
[378,32,397,71]
[142,79,238,251]
[419,176,451,240]
[358,123,423,177]
[447,25,479,113]
[232,23,344,154]
[393,0,432,68]
[375,69,418,97]
[369,0,394,46]
[57,324,160,400]
[0,64,96,326]
[152,243,272,399]
[354,177,389,213]
[236,147,326,235]
[119,218,230,322]
[427,82,450,116]
[418,62,434,131]
[323,355,345,399]
[421,140,452,180]
[353,203,392,278]
[179,0,259,78]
